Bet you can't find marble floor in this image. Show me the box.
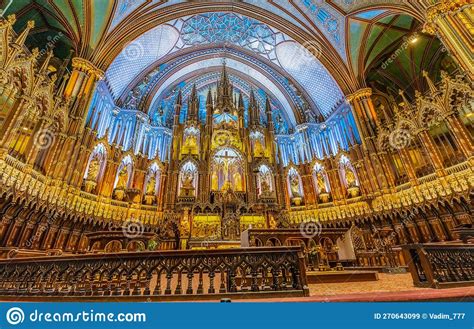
[308,273,421,296]
[243,273,474,302]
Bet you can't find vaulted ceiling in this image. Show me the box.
[3,0,455,122]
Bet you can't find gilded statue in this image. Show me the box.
[87,160,100,182]
[254,140,264,157]
[290,175,301,198]
[181,173,194,189]
[183,134,198,154]
[222,179,232,191]
[233,172,243,191]
[211,171,219,191]
[317,174,327,194]
[345,169,357,188]
[180,172,195,197]
[261,179,271,194]
[116,166,129,189]
[146,175,156,195]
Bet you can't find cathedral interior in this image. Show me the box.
[0,0,472,301]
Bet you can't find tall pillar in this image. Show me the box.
[301,165,316,206]
[346,88,383,194]
[416,129,446,176]
[58,58,104,183]
[377,152,397,188]
[398,148,419,184]
[421,71,474,161]
[99,160,119,198]
[444,113,474,159]
[423,0,473,79]
[347,89,378,141]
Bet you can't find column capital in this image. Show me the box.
[424,0,472,34]
[71,57,104,80]
[426,0,471,21]
[346,88,373,103]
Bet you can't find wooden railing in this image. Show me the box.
[0,247,309,301]
[402,244,474,288]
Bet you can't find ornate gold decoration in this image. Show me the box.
[71,57,104,80]
[346,88,373,103]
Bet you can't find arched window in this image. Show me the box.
[287,167,304,200]
[114,155,133,190]
[312,163,330,195]
[257,164,274,197]
[211,148,245,192]
[144,162,161,196]
[339,155,359,191]
[83,144,107,193]
[178,161,198,197]
[250,130,265,157]
[182,126,200,155]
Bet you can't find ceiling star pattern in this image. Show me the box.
[4,1,452,139]
[181,13,276,57]
[122,46,314,125]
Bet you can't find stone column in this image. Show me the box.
[423,0,474,79]
[301,164,317,206]
[397,148,419,184]
[157,170,167,211]
[377,152,397,188]
[58,58,104,183]
[444,112,474,159]
[416,129,446,176]
[99,160,119,198]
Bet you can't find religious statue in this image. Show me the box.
[317,245,330,271]
[146,175,156,195]
[290,175,301,198]
[317,174,327,194]
[289,173,303,205]
[182,173,194,188]
[222,180,232,191]
[211,171,219,191]
[261,179,271,194]
[346,168,360,198]
[183,134,198,154]
[254,140,264,157]
[115,166,129,190]
[317,173,331,203]
[152,106,165,126]
[180,172,195,197]
[269,215,277,229]
[308,247,318,271]
[346,169,357,188]
[87,160,100,182]
[233,172,243,191]
[84,159,100,193]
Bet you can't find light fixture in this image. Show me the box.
[410,34,419,45]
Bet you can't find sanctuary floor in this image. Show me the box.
[241,274,474,302]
